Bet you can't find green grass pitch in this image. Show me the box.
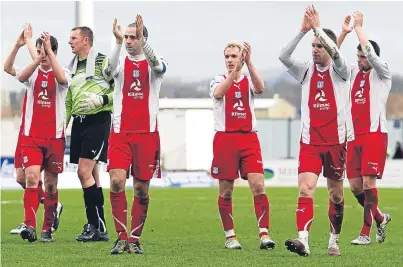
[1,187,402,267]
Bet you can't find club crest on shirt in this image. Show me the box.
[133,70,140,78]
[235,91,242,99]
[360,80,365,88]
[317,81,324,89]
[41,81,48,88]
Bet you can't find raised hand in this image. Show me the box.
[301,10,312,33]
[353,11,364,29]
[38,44,47,60]
[16,30,25,47]
[112,18,124,44]
[23,23,33,40]
[40,32,52,53]
[342,15,353,34]
[136,14,144,41]
[243,42,252,64]
[305,5,320,29]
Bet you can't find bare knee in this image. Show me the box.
[44,172,58,194]
[134,180,149,201]
[25,171,40,187]
[109,169,126,193]
[299,182,316,197]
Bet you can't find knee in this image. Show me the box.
[221,189,233,200]
[77,167,90,181]
[110,177,124,193]
[329,188,344,203]
[299,183,315,197]
[25,172,39,187]
[134,183,148,199]
[350,184,363,196]
[251,183,265,196]
[45,183,56,193]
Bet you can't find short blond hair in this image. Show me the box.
[224,41,243,54]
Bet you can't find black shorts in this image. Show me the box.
[70,111,111,164]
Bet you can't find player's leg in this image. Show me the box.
[326,178,344,256]
[241,132,275,249]
[93,164,108,238]
[211,132,241,249]
[40,138,65,242]
[128,132,160,254]
[40,171,58,242]
[10,138,29,234]
[10,167,28,234]
[323,144,346,256]
[108,132,131,254]
[19,137,43,243]
[353,133,391,244]
[75,113,110,242]
[285,143,321,257]
[218,180,241,249]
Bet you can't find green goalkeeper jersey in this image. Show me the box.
[66,53,114,119]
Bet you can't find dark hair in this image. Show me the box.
[71,26,94,46]
[127,23,149,38]
[36,35,58,52]
[323,28,337,45]
[357,40,380,56]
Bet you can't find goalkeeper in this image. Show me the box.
[65,25,120,242]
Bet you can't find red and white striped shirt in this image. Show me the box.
[16,67,70,139]
[347,44,392,138]
[288,62,351,145]
[210,75,260,132]
[111,54,167,133]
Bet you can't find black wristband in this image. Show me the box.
[102,95,109,105]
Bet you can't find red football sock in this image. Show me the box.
[24,188,40,228]
[254,194,270,237]
[42,191,58,232]
[328,198,344,234]
[38,180,46,204]
[296,197,314,232]
[218,196,235,238]
[361,188,379,236]
[129,195,149,243]
[355,192,384,226]
[110,191,128,240]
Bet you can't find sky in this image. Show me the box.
[1,0,403,91]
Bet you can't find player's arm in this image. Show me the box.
[137,15,167,75]
[4,28,28,76]
[306,5,349,79]
[337,15,353,48]
[353,12,392,80]
[212,57,244,99]
[23,23,38,61]
[65,88,72,127]
[17,44,45,83]
[41,32,69,86]
[243,42,264,94]
[279,12,311,84]
[105,18,123,78]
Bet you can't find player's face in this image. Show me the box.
[68,30,88,55]
[124,27,142,55]
[224,47,242,72]
[311,36,330,65]
[36,45,51,69]
[357,50,371,71]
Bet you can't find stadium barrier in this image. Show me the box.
[1,156,402,189]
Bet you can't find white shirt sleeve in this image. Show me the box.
[209,76,224,99]
[247,76,262,97]
[363,42,392,80]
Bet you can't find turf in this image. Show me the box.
[1,187,402,267]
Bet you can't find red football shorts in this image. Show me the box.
[21,136,65,173]
[298,142,346,180]
[211,132,264,180]
[107,132,161,181]
[346,133,387,179]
